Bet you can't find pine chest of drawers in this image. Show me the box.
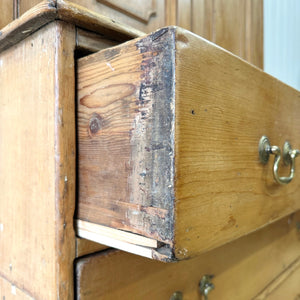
[0,1,299,299]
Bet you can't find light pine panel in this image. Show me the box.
[0,21,76,299]
[0,275,33,300]
[183,0,264,68]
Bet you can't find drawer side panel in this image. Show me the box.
[77,27,176,244]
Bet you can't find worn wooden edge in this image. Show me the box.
[0,0,145,54]
[54,21,77,299]
[76,220,173,261]
[172,26,300,260]
[254,257,300,299]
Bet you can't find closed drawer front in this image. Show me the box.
[76,26,300,261]
[75,212,300,300]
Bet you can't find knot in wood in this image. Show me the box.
[89,113,103,135]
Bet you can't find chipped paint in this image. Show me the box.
[0,223,3,232]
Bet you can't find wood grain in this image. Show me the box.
[181,0,264,68]
[96,0,157,23]
[177,0,192,31]
[75,212,300,300]
[77,26,300,260]
[54,21,77,299]
[245,0,264,68]
[77,27,176,256]
[0,21,76,299]
[213,0,246,60]
[174,27,300,258]
[191,0,213,41]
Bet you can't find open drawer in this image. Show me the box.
[75,26,300,261]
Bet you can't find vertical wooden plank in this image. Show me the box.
[174,27,300,258]
[19,0,41,16]
[245,0,264,69]
[190,0,263,68]
[191,0,213,40]
[0,21,76,299]
[76,27,176,246]
[213,0,246,58]
[165,0,177,26]
[54,21,76,299]
[0,0,14,28]
[177,0,192,30]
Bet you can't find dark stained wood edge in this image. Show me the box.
[0,0,145,54]
[130,27,176,242]
[76,27,176,254]
[54,21,76,299]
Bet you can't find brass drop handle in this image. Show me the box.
[259,136,300,185]
[199,275,215,300]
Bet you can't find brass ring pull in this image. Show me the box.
[259,136,300,185]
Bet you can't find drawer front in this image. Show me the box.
[254,258,300,300]
[76,26,300,261]
[75,213,300,300]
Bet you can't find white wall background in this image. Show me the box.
[264,0,300,91]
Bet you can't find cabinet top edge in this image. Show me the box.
[0,0,145,54]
